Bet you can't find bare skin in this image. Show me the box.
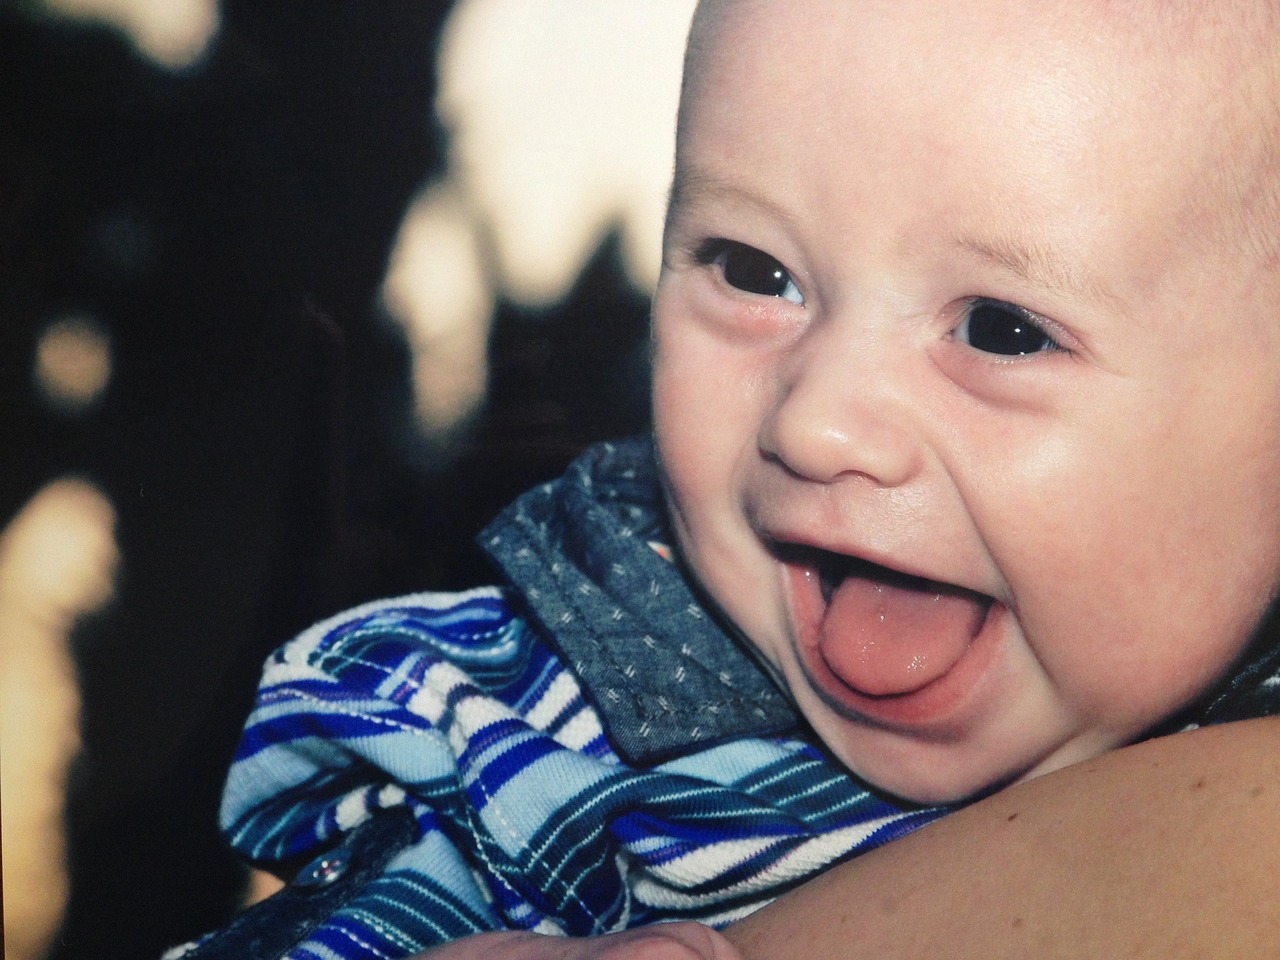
[726,718,1280,959]
[414,719,1280,959]
[412,921,741,960]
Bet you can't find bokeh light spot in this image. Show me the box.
[1,479,119,960]
[35,0,220,69]
[34,314,113,415]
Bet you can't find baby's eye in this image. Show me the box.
[699,239,804,305]
[954,299,1060,356]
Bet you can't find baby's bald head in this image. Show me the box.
[679,0,1280,273]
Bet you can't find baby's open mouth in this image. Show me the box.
[791,547,995,698]
[815,552,971,604]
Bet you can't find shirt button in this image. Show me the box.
[296,853,348,888]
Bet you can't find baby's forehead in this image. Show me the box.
[1160,9,1280,272]
[1200,94,1280,273]
[682,0,1280,271]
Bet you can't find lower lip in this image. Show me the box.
[786,564,1005,733]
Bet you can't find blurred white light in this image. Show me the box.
[1,479,119,960]
[437,0,694,302]
[37,0,219,69]
[383,183,495,441]
[34,314,113,415]
[383,0,695,442]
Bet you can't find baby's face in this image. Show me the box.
[652,0,1280,803]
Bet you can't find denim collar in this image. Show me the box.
[480,436,799,766]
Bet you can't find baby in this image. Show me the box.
[655,0,1280,805]
[182,1,1280,958]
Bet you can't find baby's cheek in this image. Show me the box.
[1019,564,1242,731]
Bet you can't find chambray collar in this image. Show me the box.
[480,436,800,766]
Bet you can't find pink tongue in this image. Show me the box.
[820,576,987,696]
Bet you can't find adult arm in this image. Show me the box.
[413,718,1280,960]
[726,716,1280,959]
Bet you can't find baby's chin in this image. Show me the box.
[804,713,1109,807]
[843,750,1016,807]
[860,758,1030,807]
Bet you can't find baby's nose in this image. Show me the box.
[758,333,924,487]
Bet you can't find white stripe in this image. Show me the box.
[554,706,606,752]
[631,815,911,908]
[523,669,582,730]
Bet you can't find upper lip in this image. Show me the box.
[752,516,994,603]
[741,466,1011,604]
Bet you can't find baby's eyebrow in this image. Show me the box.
[953,233,1117,307]
[665,165,802,231]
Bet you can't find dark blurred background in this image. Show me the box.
[2,2,687,956]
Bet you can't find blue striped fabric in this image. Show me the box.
[194,436,1280,960]
[217,587,946,958]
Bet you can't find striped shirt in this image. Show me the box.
[188,437,1280,959]
[194,439,947,958]
[214,588,942,958]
